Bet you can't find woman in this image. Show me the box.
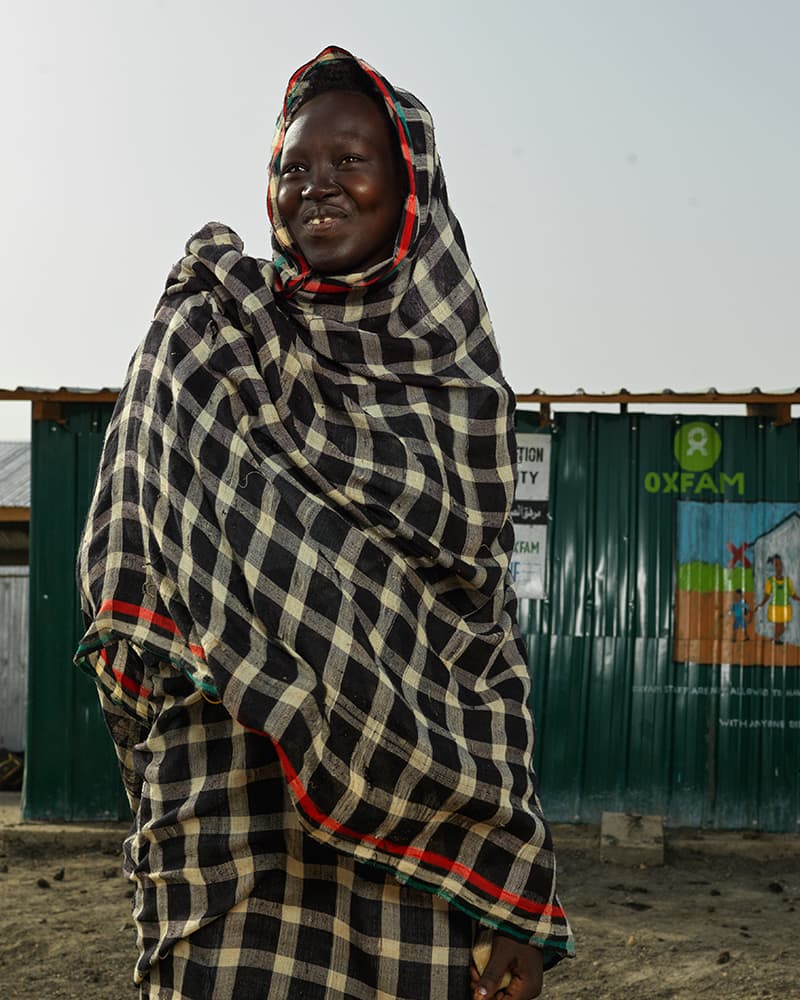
[752,554,799,645]
[76,47,573,999]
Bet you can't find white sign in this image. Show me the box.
[510,433,551,600]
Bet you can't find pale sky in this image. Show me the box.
[1,0,798,440]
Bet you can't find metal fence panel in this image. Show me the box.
[19,401,800,830]
[23,403,127,821]
[519,408,800,831]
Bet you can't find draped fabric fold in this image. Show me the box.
[75,46,573,963]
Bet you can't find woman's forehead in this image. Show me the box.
[283,91,394,146]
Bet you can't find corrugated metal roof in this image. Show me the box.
[0,386,119,402]
[2,385,800,404]
[518,387,800,402]
[0,442,31,507]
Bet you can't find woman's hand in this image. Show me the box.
[470,933,544,999]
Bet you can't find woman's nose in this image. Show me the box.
[302,164,339,199]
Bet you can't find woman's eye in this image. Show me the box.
[281,163,306,175]
[339,155,363,165]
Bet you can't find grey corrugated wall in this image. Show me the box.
[0,567,28,751]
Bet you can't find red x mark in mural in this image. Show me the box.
[727,541,752,569]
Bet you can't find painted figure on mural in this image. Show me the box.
[751,554,800,645]
[723,588,751,642]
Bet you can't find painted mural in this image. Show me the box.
[674,500,800,666]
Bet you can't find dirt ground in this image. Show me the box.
[0,822,799,999]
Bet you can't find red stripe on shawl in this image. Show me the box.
[97,599,206,660]
[265,734,565,920]
[358,63,416,255]
[99,646,152,699]
[97,595,563,919]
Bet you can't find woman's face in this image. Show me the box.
[276,90,404,275]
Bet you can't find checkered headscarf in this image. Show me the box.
[76,47,573,961]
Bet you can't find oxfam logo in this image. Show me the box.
[644,421,740,495]
[674,422,721,472]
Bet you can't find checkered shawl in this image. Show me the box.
[76,48,573,962]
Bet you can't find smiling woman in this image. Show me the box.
[276,90,405,274]
[75,45,573,1000]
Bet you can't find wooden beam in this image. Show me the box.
[516,392,800,405]
[0,507,30,523]
[0,388,119,403]
[746,402,792,426]
[32,400,65,423]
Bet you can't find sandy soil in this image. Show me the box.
[0,827,799,999]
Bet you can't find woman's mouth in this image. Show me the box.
[302,205,347,230]
[303,215,344,235]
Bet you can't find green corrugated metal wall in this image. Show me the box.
[520,409,800,832]
[23,402,127,820]
[21,403,800,830]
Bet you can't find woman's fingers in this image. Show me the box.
[471,933,543,999]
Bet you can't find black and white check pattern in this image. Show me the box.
[99,679,475,998]
[76,50,573,995]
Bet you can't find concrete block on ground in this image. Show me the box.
[600,811,664,866]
